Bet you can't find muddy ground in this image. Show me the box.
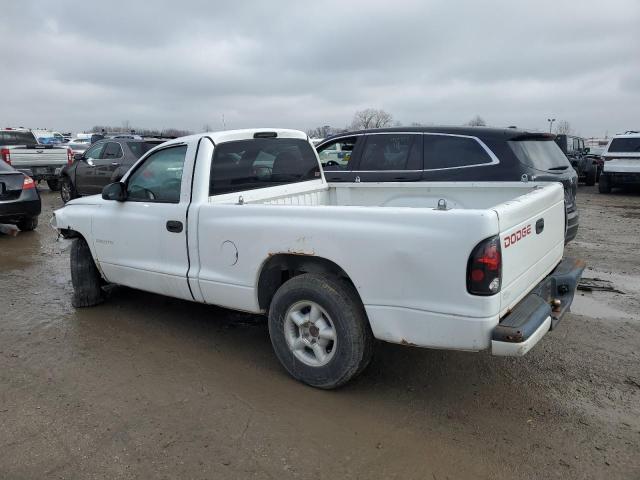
[1,185,638,479]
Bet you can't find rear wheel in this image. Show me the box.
[585,168,597,186]
[70,237,105,307]
[60,176,78,203]
[16,216,38,231]
[268,273,374,389]
[47,179,61,191]
[599,174,612,193]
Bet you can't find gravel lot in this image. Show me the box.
[1,185,639,479]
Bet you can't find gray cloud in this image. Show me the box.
[1,0,639,136]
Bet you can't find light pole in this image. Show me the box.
[547,118,556,133]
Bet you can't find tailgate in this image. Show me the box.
[494,183,565,317]
[9,146,68,167]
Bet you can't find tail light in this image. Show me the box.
[67,147,73,166]
[467,235,502,295]
[1,148,11,165]
[22,176,36,190]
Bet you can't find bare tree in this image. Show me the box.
[467,115,487,127]
[350,109,393,130]
[307,125,334,138]
[555,120,572,135]
[202,124,212,132]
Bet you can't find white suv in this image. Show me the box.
[599,131,640,193]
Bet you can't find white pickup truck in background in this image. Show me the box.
[52,129,585,388]
[1,128,72,191]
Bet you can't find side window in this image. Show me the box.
[358,134,421,171]
[103,142,123,159]
[210,138,320,196]
[84,142,105,160]
[316,137,359,170]
[126,145,187,203]
[424,135,493,170]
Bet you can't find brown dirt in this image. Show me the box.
[0,185,638,479]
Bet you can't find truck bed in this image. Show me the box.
[203,180,566,342]
[211,179,554,210]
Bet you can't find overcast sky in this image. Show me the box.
[2,0,639,137]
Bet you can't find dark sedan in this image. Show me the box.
[59,138,170,203]
[0,160,41,231]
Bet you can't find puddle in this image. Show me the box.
[571,292,636,320]
[571,268,640,321]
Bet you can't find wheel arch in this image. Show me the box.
[256,253,362,311]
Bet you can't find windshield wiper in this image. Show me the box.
[548,166,569,170]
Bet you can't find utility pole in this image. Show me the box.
[222,114,226,130]
[547,118,556,133]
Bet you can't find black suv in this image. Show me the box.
[59,137,169,203]
[315,127,579,243]
[553,134,597,186]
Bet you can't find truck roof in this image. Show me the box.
[160,128,309,147]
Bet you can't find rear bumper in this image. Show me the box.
[15,165,65,181]
[602,171,640,185]
[0,197,41,222]
[491,257,585,356]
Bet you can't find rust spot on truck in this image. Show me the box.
[400,338,417,347]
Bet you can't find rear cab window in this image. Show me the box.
[0,131,37,146]
[424,135,494,169]
[210,138,320,196]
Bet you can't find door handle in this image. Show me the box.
[111,162,120,166]
[166,220,183,233]
[536,218,544,234]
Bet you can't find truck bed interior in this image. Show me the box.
[210,180,550,210]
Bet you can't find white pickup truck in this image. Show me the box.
[52,129,585,388]
[1,128,72,191]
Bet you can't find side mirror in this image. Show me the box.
[584,147,590,154]
[102,182,127,201]
[74,153,84,161]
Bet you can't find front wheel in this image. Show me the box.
[47,179,61,191]
[268,273,374,389]
[599,174,612,193]
[60,176,78,204]
[70,237,105,307]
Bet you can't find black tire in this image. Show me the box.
[268,273,374,389]
[585,168,597,187]
[16,216,38,231]
[60,176,78,203]
[47,179,61,191]
[599,174,612,193]
[70,237,105,307]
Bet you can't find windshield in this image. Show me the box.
[0,131,37,146]
[607,138,640,153]
[509,139,572,172]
